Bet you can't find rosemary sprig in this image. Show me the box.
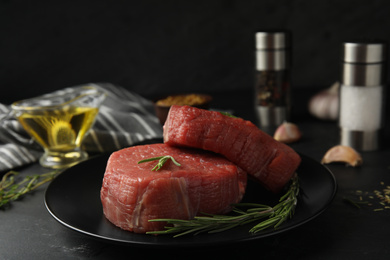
[342,197,369,209]
[0,170,61,208]
[138,155,181,171]
[219,111,237,118]
[146,173,299,237]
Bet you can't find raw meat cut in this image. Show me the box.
[163,105,301,193]
[100,143,247,233]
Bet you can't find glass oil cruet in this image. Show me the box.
[11,86,106,168]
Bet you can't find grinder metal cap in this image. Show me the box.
[343,42,386,63]
[341,41,387,86]
[255,31,290,70]
[255,31,290,50]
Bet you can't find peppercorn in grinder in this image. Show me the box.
[254,31,291,134]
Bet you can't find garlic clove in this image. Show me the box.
[273,122,302,143]
[308,81,340,121]
[321,145,363,167]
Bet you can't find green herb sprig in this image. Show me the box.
[0,170,61,209]
[219,111,237,118]
[138,155,181,171]
[146,173,299,237]
[342,197,369,209]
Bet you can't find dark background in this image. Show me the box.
[1,0,389,104]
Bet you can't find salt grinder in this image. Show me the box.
[254,31,291,133]
[339,42,387,151]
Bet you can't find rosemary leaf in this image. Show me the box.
[146,173,299,237]
[342,197,368,209]
[138,155,181,171]
[0,170,61,209]
[219,111,237,118]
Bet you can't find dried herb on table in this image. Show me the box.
[0,170,60,209]
[342,197,369,209]
[344,183,390,211]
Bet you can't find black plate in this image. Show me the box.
[44,153,336,248]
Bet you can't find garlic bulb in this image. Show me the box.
[321,145,363,167]
[308,82,339,121]
[273,121,302,143]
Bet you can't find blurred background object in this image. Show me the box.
[1,0,389,104]
[254,30,291,132]
[339,41,387,151]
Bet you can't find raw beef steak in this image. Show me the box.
[163,105,301,193]
[100,143,247,233]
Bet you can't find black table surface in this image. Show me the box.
[1,89,390,259]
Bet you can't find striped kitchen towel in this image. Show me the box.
[0,83,163,172]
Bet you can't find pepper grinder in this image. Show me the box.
[254,31,291,133]
[339,41,387,151]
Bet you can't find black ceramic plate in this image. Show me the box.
[44,153,336,248]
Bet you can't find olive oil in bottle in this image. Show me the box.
[12,85,105,168]
[16,106,99,152]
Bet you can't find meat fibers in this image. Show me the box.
[100,143,247,233]
[163,105,301,193]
